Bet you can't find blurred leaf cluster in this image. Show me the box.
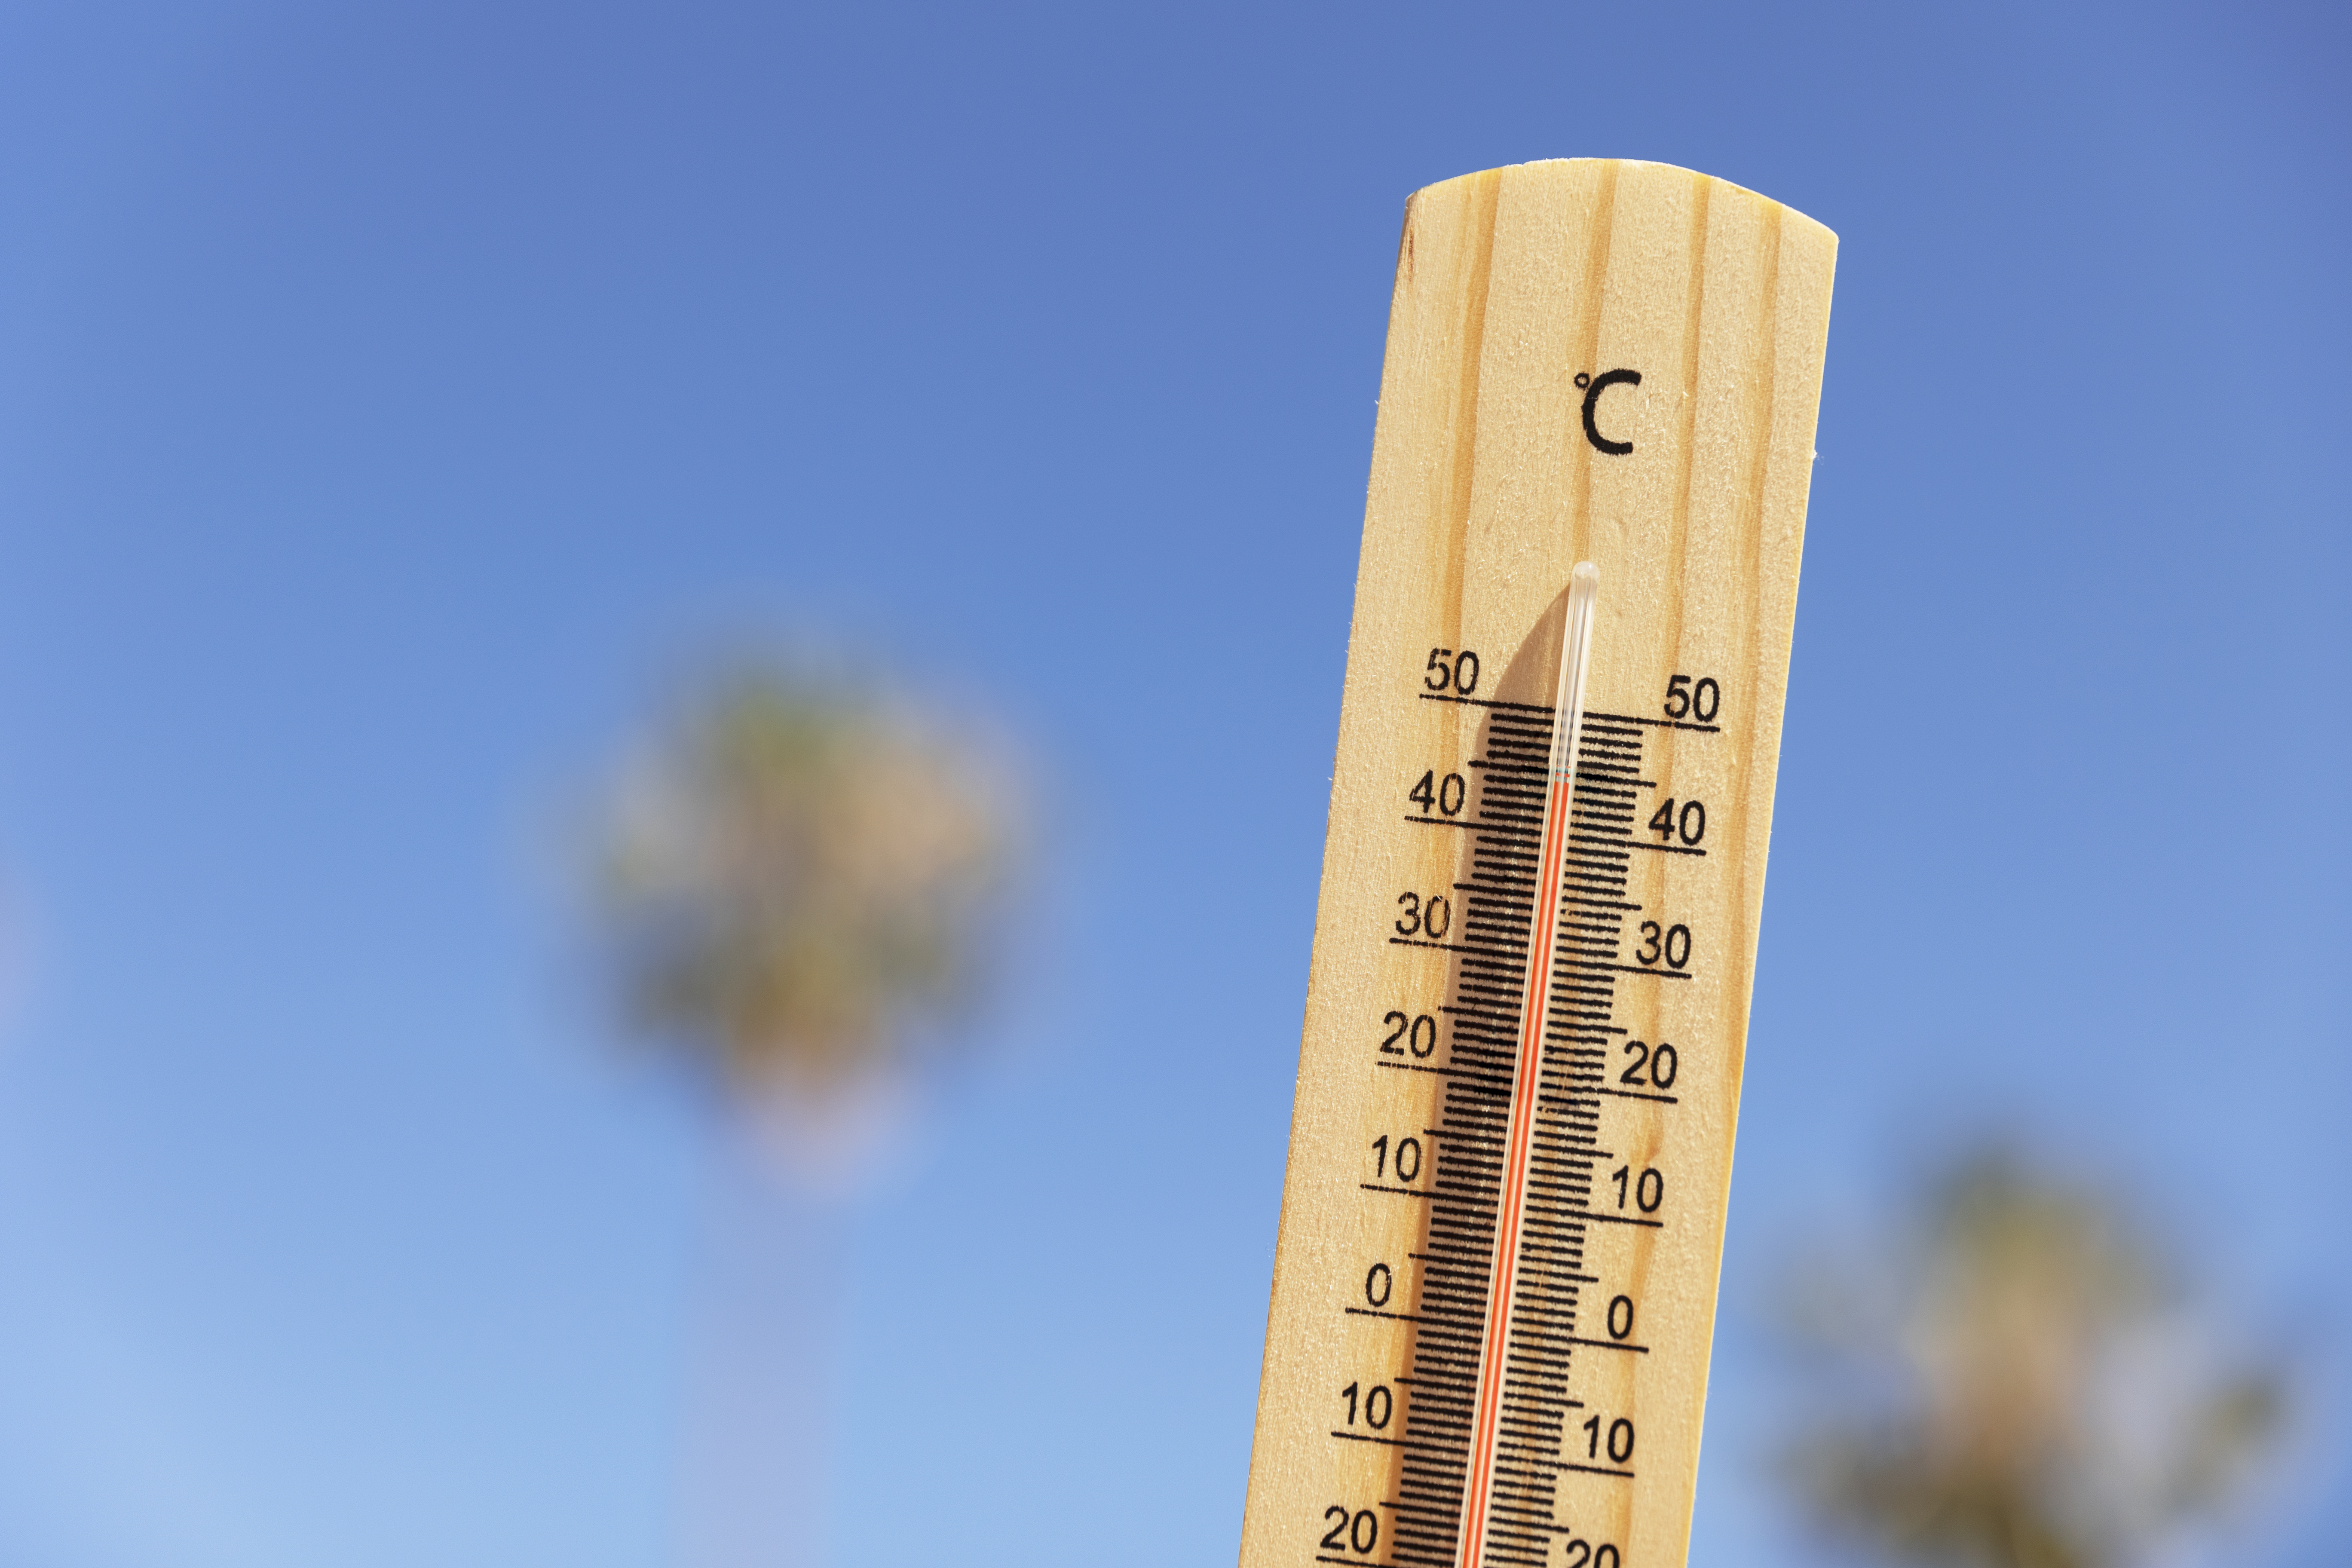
[1780,1149,2285,1568]
[594,666,1015,1101]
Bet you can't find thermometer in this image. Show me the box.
[1237,159,1836,1568]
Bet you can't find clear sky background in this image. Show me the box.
[0,2,2345,1565]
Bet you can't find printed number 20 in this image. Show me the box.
[1320,1507,1378,1555]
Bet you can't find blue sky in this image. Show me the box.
[0,2,2345,1564]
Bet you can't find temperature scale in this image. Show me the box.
[1237,159,1837,1568]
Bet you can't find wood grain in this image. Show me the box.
[1237,159,1835,1568]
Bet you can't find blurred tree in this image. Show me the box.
[1779,1148,2285,1568]
[588,663,1020,1566]
[594,665,1015,1112]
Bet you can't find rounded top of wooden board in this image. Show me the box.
[1406,158,1838,248]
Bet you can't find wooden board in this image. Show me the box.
[1237,159,1836,1568]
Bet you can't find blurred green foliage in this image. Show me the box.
[594,666,1016,1102]
[1778,1149,2285,1568]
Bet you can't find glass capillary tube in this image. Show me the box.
[1455,560,1600,1568]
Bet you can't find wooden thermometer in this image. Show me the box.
[1238,160,1836,1568]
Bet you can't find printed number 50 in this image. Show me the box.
[1425,648,1482,695]
[1663,674,1720,722]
